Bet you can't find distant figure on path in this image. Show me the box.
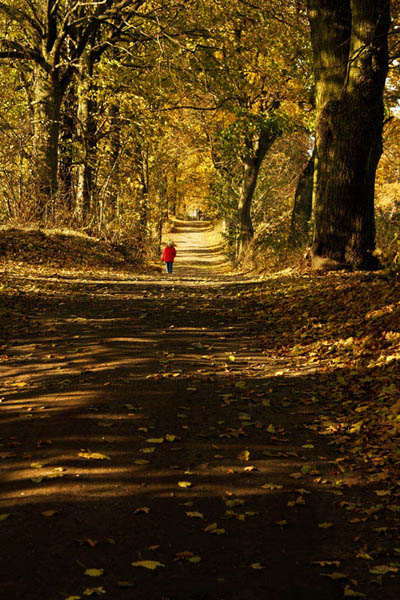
[161,241,176,274]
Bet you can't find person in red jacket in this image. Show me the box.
[161,241,177,273]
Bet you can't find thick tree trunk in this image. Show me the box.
[32,66,64,221]
[237,128,277,256]
[308,0,390,270]
[289,149,315,247]
[76,52,97,224]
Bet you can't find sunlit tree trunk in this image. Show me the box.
[308,0,390,270]
[237,128,277,256]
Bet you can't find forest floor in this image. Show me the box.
[1,221,400,600]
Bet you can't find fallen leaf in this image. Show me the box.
[131,560,165,570]
[186,511,204,519]
[204,523,226,535]
[134,459,150,465]
[117,581,136,588]
[188,555,202,563]
[266,424,276,433]
[165,434,176,442]
[318,522,333,529]
[85,569,104,577]
[251,563,265,570]
[83,587,106,597]
[343,586,366,597]
[41,510,57,517]
[78,452,110,461]
[369,565,398,575]
[134,507,150,514]
[321,572,348,580]
[0,513,10,521]
[237,450,250,462]
[178,481,192,488]
[261,483,282,490]
[146,438,164,444]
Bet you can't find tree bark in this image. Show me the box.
[289,149,315,247]
[76,51,97,224]
[106,100,121,219]
[32,66,65,221]
[237,128,277,256]
[308,0,390,270]
[58,85,76,214]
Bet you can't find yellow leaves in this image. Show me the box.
[78,451,110,460]
[237,450,250,462]
[266,424,275,434]
[146,438,164,444]
[140,447,155,454]
[0,513,10,521]
[369,564,399,575]
[30,462,44,468]
[261,482,282,490]
[321,572,348,580]
[374,489,391,496]
[287,496,305,507]
[204,522,226,535]
[85,569,104,577]
[251,563,265,570]
[224,499,245,508]
[318,522,333,529]
[356,550,373,560]
[178,481,192,488]
[175,551,201,563]
[83,587,106,596]
[131,560,165,570]
[134,459,150,465]
[165,434,176,442]
[186,511,204,519]
[289,472,303,479]
[343,586,366,597]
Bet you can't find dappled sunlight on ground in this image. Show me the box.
[1,223,400,599]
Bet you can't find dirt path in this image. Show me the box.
[1,223,399,600]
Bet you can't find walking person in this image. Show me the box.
[161,241,176,274]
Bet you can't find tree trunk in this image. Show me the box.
[289,149,315,247]
[76,52,97,224]
[32,65,64,221]
[106,100,121,219]
[308,0,390,270]
[58,85,76,214]
[237,128,277,256]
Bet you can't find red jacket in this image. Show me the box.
[161,245,176,262]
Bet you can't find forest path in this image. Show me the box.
[162,220,231,280]
[1,225,399,600]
